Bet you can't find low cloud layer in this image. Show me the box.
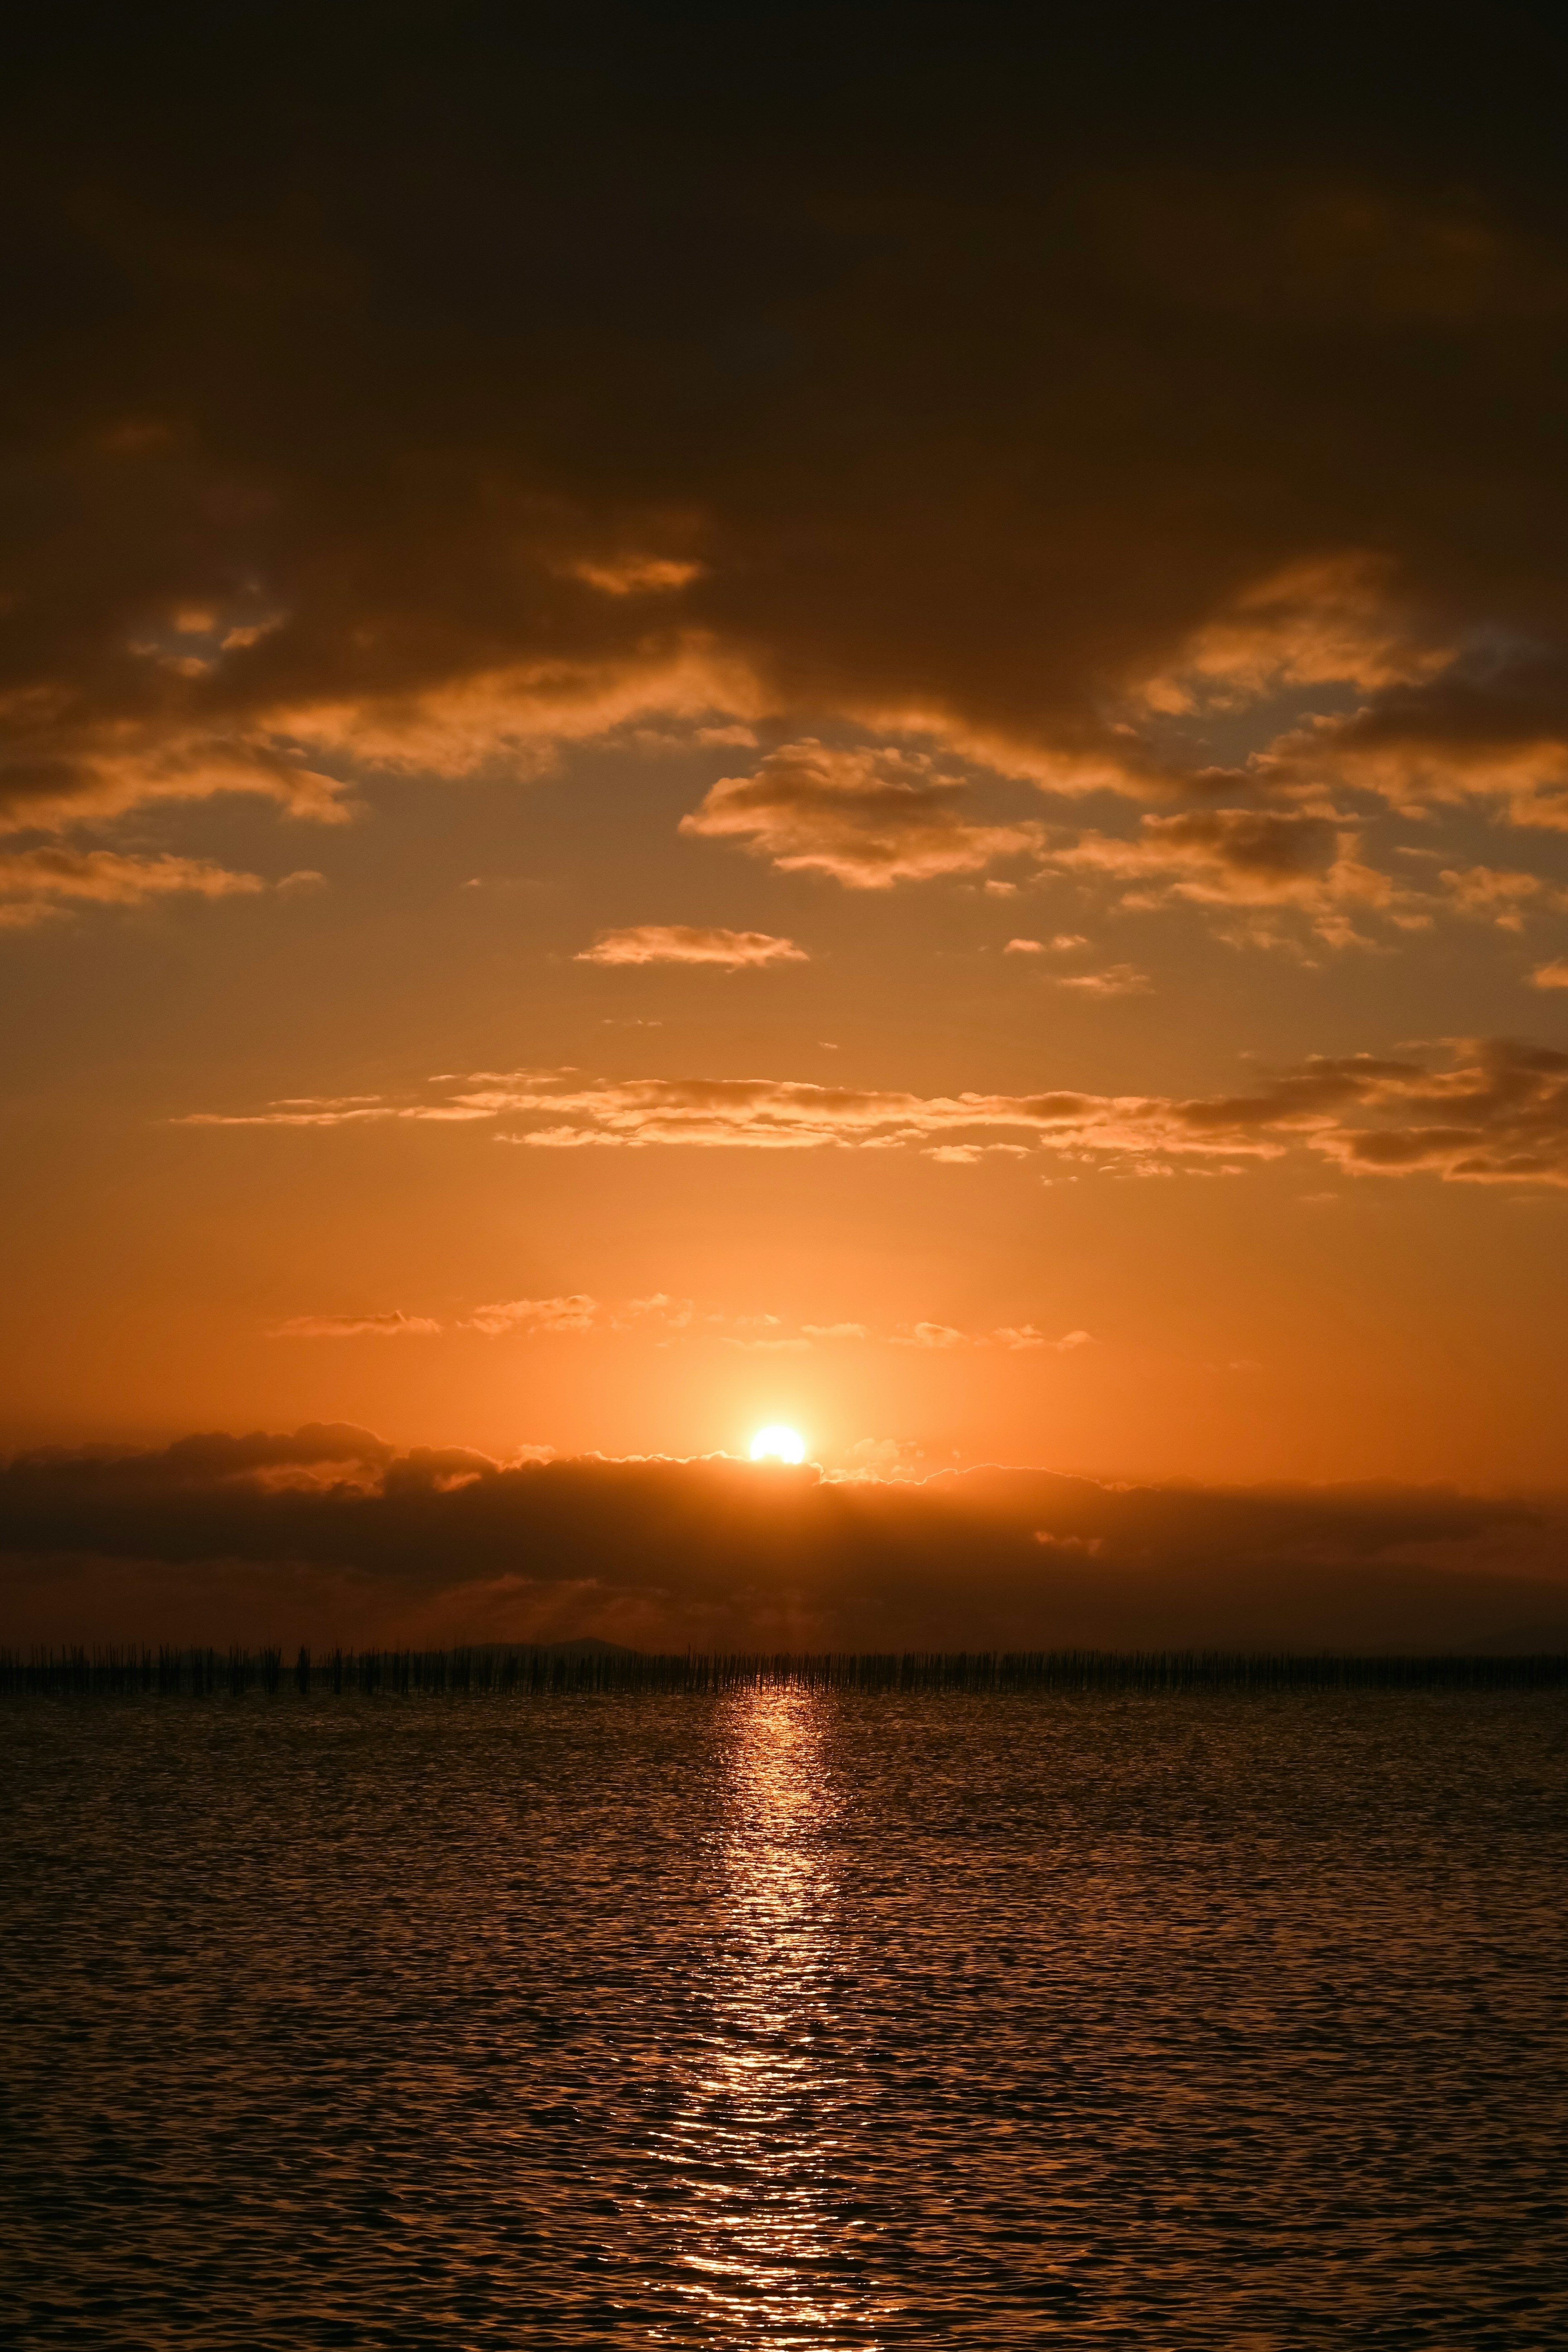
[3,1429,1564,1653]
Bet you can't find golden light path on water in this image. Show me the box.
[660,1687,892,2346]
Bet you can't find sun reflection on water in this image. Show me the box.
[661,1687,889,2347]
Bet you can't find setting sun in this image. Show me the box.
[749,1424,806,1464]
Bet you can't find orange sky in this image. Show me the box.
[3,11,1568,1497]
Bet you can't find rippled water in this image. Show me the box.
[3,1689,1566,2346]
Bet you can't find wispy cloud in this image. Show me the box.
[269,1311,442,1339]
[624,1292,695,1329]
[463,1295,599,1335]
[567,554,704,597]
[177,1096,496,1127]
[267,1295,1097,1355]
[892,1321,965,1349]
[1052,962,1152,996]
[992,1326,1094,1352]
[576,923,807,967]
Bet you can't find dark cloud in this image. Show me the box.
[1314,1038,1568,1182]
[18,1423,396,1488]
[1258,655,1568,831]
[6,7,1568,871]
[1047,814,1388,949]
[2,1427,1565,1653]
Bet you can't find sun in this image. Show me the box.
[749,1423,806,1464]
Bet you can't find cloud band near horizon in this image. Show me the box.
[2,1427,1564,1656]
[176,1040,1568,1185]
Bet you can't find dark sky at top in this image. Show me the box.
[10,4,1568,830]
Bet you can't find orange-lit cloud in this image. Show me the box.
[1132,555,1451,716]
[576,924,808,967]
[270,643,765,787]
[1439,866,1568,929]
[679,741,1044,886]
[0,845,266,925]
[0,711,356,835]
[1034,819,1568,952]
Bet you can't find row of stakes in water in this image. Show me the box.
[2,1644,1566,1697]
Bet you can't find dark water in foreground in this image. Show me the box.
[2,1692,1565,2348]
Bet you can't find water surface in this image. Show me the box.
[3,1689,1565,2345]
